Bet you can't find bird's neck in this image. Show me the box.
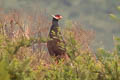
[52,18,59,26]
[49,18,61,38]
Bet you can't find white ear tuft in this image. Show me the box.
[51,15,55,17]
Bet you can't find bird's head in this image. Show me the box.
[52,14,63,20]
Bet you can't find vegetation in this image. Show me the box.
[0,9,120,80]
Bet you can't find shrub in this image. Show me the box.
[0,10,120,80]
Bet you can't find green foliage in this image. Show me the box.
[95,38,120,80]
[0,32,36,80]
[0,7,120,80]
[1,24,120,80]
[0,56,36,80]
[66,32,78,60]
[0,28,120,80]
[8,58,35,80]
[0,57,10,80]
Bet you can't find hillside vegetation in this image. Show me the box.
[0,10,120,80]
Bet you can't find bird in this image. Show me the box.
[47,14,69,63]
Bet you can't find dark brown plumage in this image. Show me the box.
[47,14,69,63]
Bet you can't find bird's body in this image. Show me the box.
[47,15,69,62]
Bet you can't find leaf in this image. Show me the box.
[117,6,120,11]
[109,14,117,19]
[0,60,10,80]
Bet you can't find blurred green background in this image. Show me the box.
[0,0,120,51]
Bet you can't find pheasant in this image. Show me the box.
[47,14,69,63]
